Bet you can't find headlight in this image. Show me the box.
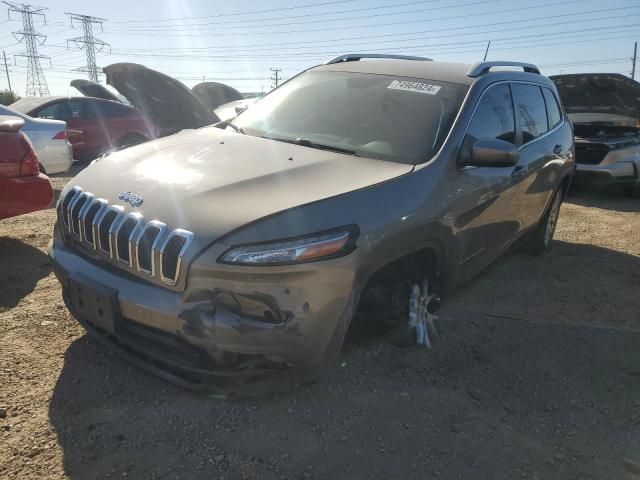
[219,226,358,266]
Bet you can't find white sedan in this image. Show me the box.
[0,103,73,175]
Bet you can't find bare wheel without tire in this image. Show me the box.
[527,188,563,255]
[385,279,440,348]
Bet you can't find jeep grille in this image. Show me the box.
[58,187,193,286]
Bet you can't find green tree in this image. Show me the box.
[0,90,20,106]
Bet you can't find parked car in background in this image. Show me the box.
[0,104,73,175]
[0,115,53,220]
[49,56,574,395]
[9,96,157,162]
[192,81,244,111]
[551,73,640,196]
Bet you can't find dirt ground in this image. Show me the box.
[1,168,639,480]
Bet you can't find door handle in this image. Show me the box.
[553,144,563,155]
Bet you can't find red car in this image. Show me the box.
[0,115,53,220]
[9,96,157,161]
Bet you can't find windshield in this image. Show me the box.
[231,71,468,164]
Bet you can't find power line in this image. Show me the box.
[104,0,585,37]
[107,0,500,33]
[65,13,109,82]
[110,8,640,55]
[110,0,447,30]
[107,22,640,61]
[106,6,640,52]
[3,1,49,96]
[109,0,356,24]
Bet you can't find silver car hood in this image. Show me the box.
[66,126,413,243]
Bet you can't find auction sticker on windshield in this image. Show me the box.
[387,80,442,95]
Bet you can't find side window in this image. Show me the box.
[512,84,549,144]
[35,103,58,119]
[54,100,84,121]
[467,84,516,144]
[542,88,562,129]
[99,101,134,118]
[82,100,101,119]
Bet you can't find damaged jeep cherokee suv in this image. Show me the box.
[49,55,574,395]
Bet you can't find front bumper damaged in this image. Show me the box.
[48,234,356,396]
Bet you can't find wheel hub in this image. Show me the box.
[408,280,439,348]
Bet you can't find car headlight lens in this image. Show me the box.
[219,226,358,265]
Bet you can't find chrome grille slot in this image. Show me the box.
[69,193,90,237]
[160,230,194,285]
[58,189,194,288]
[136,221,166,276]
[62,187,81,232]
[115,213,144,266]
[98,206,123,256]
[81,199,107,247]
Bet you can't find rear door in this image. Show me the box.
[79,99,116,160]
[35,99,92,160]
[511,83,568,230]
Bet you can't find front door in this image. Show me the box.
[450,82,522,280]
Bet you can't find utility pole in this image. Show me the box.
[270,67,282,89]
[483,40,491,61]
[2,50,12,93]
[632,41,637,81]
[66,12,109,82]
[3,2,49,97]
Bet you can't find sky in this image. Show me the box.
[0,0,638,97]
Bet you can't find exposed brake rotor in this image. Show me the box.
[408,280,440,348]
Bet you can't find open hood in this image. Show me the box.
[71,79,122,102]
[192,81,243,111]
[550,73,640,127]
[103,63,219,132]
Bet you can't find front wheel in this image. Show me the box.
[527,188,563,255]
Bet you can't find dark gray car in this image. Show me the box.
[551,73,640,196]
[48,55,575,395]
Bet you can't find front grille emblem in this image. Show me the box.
[118,191,144,207]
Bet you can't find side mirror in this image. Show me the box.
[465,138,519,167]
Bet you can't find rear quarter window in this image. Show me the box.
[542,88,563,129]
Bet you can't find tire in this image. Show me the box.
[527,188,563,255]
[117,134,147,149]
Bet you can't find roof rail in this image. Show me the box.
[325,53,432,65]
[467,61,541,77]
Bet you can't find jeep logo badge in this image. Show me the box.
[118,191,144,207]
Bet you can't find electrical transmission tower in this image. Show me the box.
[3,2,50,96]
[270,67,282,89]
[66,13,109,82]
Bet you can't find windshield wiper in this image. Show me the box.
[263,135,357,156]
[226,122,245,134]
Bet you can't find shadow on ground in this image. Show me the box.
[48,239,640,479]
[566,185,639,213]
[0,237,51,310]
